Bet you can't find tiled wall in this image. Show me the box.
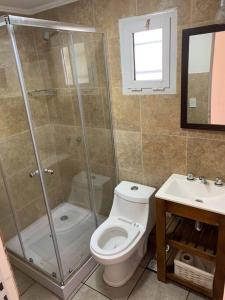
[35,0,225,189]
[188,73,210,124]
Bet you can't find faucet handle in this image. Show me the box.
[187,173,195,180]
[215,177,223,186]
[198,176,208,184]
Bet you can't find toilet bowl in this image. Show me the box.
[90,181,155,287]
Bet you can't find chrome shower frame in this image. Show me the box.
[0,14,117,299]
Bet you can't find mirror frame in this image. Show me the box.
[181,23,225,131]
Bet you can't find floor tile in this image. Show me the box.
[21,283,60,300]
[187,291,209,300]
[71,285,109,300]
[85,265,145,300]
[13,267,34,295]
[129,270,189,300]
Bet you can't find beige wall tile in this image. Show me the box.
[0,97,28,140]
[137,0,191,26]
[0,132,36,176]
[17,197,46,229]
[143,134,187,188]
[187,137,225,180]
[93,0,136,39]
[87,127,114,166]
[111,88,141,131]
[82,94,105,128]
[8,166,43,210]
[107,37,122,89]
[115,130,143,173]
[119,168,144,185]
[0,214,18,241]
[140,95,183,135]
[35,125,56,162]
[191,0,219,24]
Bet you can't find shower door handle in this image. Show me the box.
[29,170,39,178]
[44,168,54,175]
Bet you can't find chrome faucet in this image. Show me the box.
[199,176,208,184]
[187,173,195,181]
[215,177,223,186]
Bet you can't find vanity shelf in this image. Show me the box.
[166,216,218,262]
[156,200,225,300]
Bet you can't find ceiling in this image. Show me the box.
[0,0,78,15]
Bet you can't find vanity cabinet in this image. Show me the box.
[156,199,225,300]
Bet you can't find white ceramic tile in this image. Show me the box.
[86,265,145,300]
[129,270,189,300]
[21,283,60,300]
[71,285,109,300]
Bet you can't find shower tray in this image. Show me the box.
[7,202,97,279]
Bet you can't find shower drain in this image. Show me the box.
[60,215,69,221]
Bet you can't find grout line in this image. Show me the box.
[186,289,190,300]
[83,282,112,300]
[127,267,146,299]
[67,283,84,300]
[19,280,36,297]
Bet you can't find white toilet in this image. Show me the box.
[90,181,156,287]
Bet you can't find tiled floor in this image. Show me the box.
[13,261,208,300]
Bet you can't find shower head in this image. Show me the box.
[42,30,60,41]
[43,31,50,41]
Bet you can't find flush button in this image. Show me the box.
[131,186,138,191]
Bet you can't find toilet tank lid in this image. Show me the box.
[115,181,156,203]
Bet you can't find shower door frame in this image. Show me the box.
[0,14,113,299]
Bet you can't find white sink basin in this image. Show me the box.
[155,174,225,215]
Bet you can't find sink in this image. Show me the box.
[155,174,225,215]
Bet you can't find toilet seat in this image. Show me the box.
[90,217,141,257]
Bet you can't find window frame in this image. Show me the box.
[119,9,177,95]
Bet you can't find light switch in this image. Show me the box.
[189,97,197,108]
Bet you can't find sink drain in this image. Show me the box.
[195,199,204,203]
[60,215,69,221]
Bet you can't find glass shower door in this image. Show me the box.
[13,25,97,280]
[70,31,116,223]
[3,24,63,282]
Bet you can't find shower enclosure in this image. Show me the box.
[0,15,116,299]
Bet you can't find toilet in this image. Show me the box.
[90,181,156,287]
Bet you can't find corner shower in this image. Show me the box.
[0,15,116,299]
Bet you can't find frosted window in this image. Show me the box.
[133,29,163,81]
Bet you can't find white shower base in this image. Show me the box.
[7,202,98,279]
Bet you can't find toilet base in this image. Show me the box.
[102,240,147,287]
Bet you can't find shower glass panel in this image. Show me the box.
[13,26,97,279]
[0,25,60,279]
[70,32,116,223]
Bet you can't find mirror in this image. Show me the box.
[181,24,225,131]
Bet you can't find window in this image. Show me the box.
[119,9,177,95]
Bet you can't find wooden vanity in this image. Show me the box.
[156,199,225,300]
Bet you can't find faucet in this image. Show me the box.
[187,173,195,181]
[198,176,208,184]
[215,177,223,186]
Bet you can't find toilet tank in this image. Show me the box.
[110,181,156,230]
[68,171,112,216]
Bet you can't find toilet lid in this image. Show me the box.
[90,217,141,256]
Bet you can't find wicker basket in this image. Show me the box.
[174,251,215,290]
